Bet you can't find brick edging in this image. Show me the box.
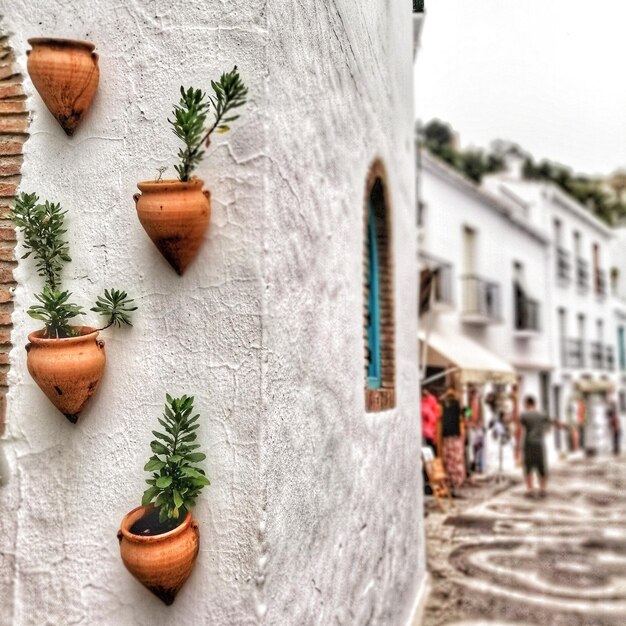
[364,159,396,413]
[0,30,28,433]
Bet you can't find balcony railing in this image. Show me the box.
[556,247,570,282]
[605,345,615,371]
[413,0,425,12]
[590,341,604,369]
[595,268,607,298]
[577,258,589,291]
[514,294,540,332]
[461,275,501,323]
[562,338,585,369]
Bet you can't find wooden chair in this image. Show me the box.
[422,447,452,512]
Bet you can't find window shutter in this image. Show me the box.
[367,199,382,389]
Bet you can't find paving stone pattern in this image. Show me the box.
[423,457,626,626]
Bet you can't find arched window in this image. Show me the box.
[364,161,395,412]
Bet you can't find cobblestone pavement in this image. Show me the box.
[422,456,626,626]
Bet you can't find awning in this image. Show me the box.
[419,329,517,385]
[575,379,614,393]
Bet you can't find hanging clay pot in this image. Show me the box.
[118,505,200,605]
[25,326,106,423]
[26,38,99,136]
[134,178,211,275]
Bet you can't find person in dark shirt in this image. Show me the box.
[440,387,465,489]
[607,398,621,456]
[517,395,550,498]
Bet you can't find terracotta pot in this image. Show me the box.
[134,178,211,275]
[117,505,200,605]
[26,38,99,136]
[26,326,106,423]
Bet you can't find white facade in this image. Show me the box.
[421,154,553,382]
[0,3,425,625]
[601,227,626,423]
[420,153,554,470]
[484,167,620,444]
[421,149,626,463]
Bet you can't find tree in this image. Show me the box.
[422,119,454,149]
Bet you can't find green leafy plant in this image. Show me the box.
[12,191,137,338]
[142,394,210,525]
[28,287,83,339]
[168,66,248,182]
[91,289,137,329]
[11,192,70,289]
[420,119,505,184]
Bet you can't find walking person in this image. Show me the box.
[607,396,621,456]
[516,395,550,498]
[440,387,465,490]
[577,396,586,452]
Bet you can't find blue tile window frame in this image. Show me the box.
[367,197,382,389]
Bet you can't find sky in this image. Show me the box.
[413,0,626,177]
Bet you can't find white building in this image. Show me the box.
[420,145,626,468]
[419,152,555,471]
[0,3,427,625]
[610,229,626,418]
[484,164,620,454]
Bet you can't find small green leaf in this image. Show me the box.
[152,430,174,444]
[142,486,159,505]
[180,466,202,479]
[186,452,206,462]
[150,441,169,455]
[156,475,173,488]
[144,458,166,472]
[173,490,184,508]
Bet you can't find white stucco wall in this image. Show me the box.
[261,3,423,624]
[0,2,423,625]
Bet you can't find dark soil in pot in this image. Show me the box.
[130,508,185,536]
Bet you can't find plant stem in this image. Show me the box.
[97,319,114,332]
[181,109,227,181]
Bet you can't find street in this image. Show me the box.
[423,456,626,626]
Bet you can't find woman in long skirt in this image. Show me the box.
[440,387,466,489]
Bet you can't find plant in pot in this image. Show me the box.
[134,66,248,275]
[11,192,136,423]
[118,394,209,605]
[26,38,100,136]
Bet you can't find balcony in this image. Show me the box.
[562,338,585,369]
[595,268,607,298]
[461,275,501,324]
[577,258,589,291]
[605,345,615,371]
[514,292,540,337]
[556,247,570,283]
[589,341,604,369]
